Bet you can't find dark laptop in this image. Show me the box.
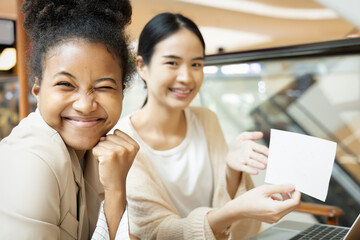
[247,213,360,240]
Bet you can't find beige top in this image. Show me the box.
[115,106,261,240]
[0,110,104,240]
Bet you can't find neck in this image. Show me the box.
[131,101,187,150]
[143,103,184,131]
[75,150,86,161]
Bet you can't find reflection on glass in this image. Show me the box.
[198,54,360,226]
[201,56,360,181]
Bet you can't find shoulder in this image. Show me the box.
[0,148,62,227]
[2,111,63,147]
[188,106,221,130]
[0,148,60,197]
[0,111,73,195]
[189,106,217,118]
[188,107,227,155]
[127,150,153,182]
[126,152,163,197]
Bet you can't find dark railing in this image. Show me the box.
[205,37,360,65]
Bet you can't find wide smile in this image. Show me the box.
[169,87,193,98]
[63,117,104,128]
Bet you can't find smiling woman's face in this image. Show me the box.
[138,29,204,111]
[32,40,123,158]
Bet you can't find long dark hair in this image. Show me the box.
[138,12,205,106]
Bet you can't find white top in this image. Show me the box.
[126,108,214,217]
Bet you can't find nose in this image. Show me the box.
[177,65,193,83]
[72,91,97,114]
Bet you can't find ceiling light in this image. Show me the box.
[221,64,250,75]
[0,48,17,71]
[203,66,218,74]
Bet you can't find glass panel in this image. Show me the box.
[197,52,360,226]
[200,55,360,183]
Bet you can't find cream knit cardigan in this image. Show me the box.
[118,107,261,240]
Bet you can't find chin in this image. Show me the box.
[172,102,191,110]
[66,138,99,151]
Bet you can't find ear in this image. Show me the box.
[31,78,40,104]
[135,56,148,82]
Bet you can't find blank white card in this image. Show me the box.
[265,129,337,201]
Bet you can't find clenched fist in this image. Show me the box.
[93,129,139,192]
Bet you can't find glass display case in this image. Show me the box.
[0,76,19,139]
[197,37,360,227]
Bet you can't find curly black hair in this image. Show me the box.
[22,0,134,89]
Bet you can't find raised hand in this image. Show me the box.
[93,129,139,192]
[92,129,139,240]
[226,131,269,175]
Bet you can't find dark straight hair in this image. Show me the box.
[137,12,205,65]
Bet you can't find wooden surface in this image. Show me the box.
[16,0,29,119]
[295,202,344,225]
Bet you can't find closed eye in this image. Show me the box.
[96,86,115,90]
[56,81,74,88]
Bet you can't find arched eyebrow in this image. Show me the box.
[162,55,181,59]
[54,71,117,84]
[193,56,204,61]
[95,78,117,84]
[54,71,76,79]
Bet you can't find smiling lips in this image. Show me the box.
[169,87,192,98]
[64,117,104,127]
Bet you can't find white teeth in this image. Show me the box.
[172,89,191,94]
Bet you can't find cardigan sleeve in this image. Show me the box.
[191,107,261,239]
[126,154,218,240]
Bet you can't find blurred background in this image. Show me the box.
[1,0,359,233]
